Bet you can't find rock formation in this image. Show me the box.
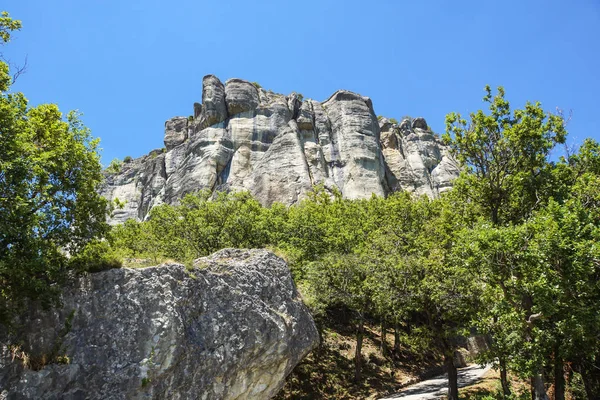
[101,75,460,224]
[0,249,318,400]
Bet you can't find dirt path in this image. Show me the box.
[379,364,492,399]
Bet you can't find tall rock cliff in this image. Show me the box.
[101,75,459,224]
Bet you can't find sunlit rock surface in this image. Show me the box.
[0,249,319,400]
[100,76,459,224]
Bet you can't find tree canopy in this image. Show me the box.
[0,13,110,324]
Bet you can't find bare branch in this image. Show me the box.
[11,54,27,83]
[0,53,28,84]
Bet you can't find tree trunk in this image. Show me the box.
[578,358,600,400]
[354,316,364,382]
[499,356,511,398]
[532,371,549,400]
[554,345,565,400]
[445,352,459,400]
[394,323,400,354]
[380,319,389,357]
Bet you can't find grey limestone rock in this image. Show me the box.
[100,76,460,223]
[163,116,188,151]
[199,75,228,130]
[0,249,319,400]
[379,116,460,197]
[224,79,260,116]
[411,116,428,130]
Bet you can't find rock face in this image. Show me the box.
[0,249,318,400]
[379,116,460,197]
[101,75,459,224]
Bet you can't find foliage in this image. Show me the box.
[251,81,262,89]
[112,190,269,263]
[0,13,110,325]
[389,117,398,124]
[0,11,21,44]
[443,85,566,225]
[123,155,132,163]
[106,158,123,174]
[68,240,123,273]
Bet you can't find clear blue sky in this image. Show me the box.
[4,0,600,165]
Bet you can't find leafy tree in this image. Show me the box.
[444,86,568,399]
[307,252,376,381]
[112,190,269,263]
[0,13,109,324]
[444,85,566,226]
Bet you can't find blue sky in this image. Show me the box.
[4,0,600,165]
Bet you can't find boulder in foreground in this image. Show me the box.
[0,249,319,400]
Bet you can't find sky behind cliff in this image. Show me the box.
[4,0,600,164]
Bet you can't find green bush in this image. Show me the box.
[69,240,122,273]
[251,81,262,89]
[123,156,132,163]
[106,158,122,174]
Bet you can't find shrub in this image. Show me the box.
[69,240,123,273]
[123,156,132,163]
[251,81,262,89]
[106,158,122,174]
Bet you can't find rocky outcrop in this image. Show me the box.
[198,75,228,130]
[379,116,460,197]
[100,75,459,224]
[0,249,318,400]
[164,117,188,150]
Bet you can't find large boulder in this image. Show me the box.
[0,249,319,400]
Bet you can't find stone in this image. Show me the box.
[322,90,387,199]
[411,116,428,130]
[100,76,460,223]
[0,249,319,400]
[296,101,314,131]
[163,117,188,151]
[198,75,228,130]
[453,348,469,368]
[467,335,490,358]
[193,102,202,119]
[399,118,411,131]
[224,78,260,116]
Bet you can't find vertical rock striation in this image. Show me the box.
[100,75,459,223]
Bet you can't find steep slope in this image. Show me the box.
[101,75,459,224]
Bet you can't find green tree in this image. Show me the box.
[444,86,567,399]
[307,252,376,382]
[444,85,566,226]
[0,13,109,324]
